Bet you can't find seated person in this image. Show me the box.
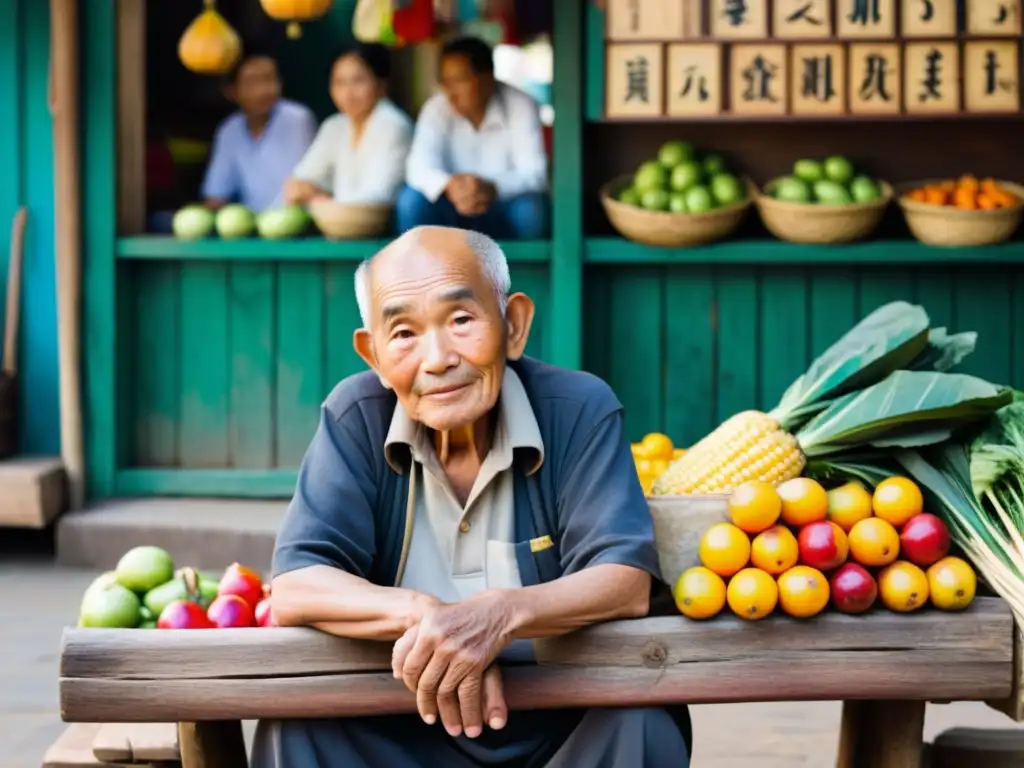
[397,37,550,240]
[201,49,316,213]
[283,43,413,207]
[252,226,691,768]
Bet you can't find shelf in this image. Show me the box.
[115,237,552,263]
[584,237,1024,265]
[116,468,297,498]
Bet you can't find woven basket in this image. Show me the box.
[648,494,729,588]
[755,179,893,244]
[896,180,1024,247]
[600,175,753,247]
[0,371,16,460]
[308,200,393,240]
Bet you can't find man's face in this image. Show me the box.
[234,56,281,118]
[364,234,506,432]
[440,53,491,119]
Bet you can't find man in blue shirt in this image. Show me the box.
[201,50,317,213]
[397,37,550,240]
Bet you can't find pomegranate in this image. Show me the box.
[218,562,264,608]
[899,513,951,567]
[158,599,214,629]
[829,563,878,615]
[254,598,276,627]
[798,521,849,571]
[207,594,255,628]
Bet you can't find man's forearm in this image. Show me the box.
[495,563,652,640]
[272,565,437,641]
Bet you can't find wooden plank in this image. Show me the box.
[179,264,229,467]
[91,723,179,763]
[953,270,1013,385]
[0,456,65,528]
[838,699,927,768]
[607,268,663,439]
[858,269,914,317]
[913,271,954,331]
[228,265,276,469]
[43,723,116,768]
[274,264,324,466]
[758,268,809,408]
[663,268,716,447]
[714,270,758,423]
[808,267,858,359]
[323,263,363,390]
[178,722,245,768]
[115,0,145,235]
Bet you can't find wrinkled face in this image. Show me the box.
[440,53,491,120]
[365,239,506,431]
[330,53,383,122]
[234,56,281,118]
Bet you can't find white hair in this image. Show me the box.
[354,228,511,329]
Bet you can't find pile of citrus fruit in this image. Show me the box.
[674,476,978,622]
[631,432,685,495]
[905,175,1020,210]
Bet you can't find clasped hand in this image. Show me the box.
[445,174,496,217]
[392,592,513,739]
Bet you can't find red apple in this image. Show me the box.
[899,513,951,567]
[829,562,878,614]
[798,521,849,571]
[254,598,276,627]
[157,600,213,629]
[207,594,255,628]
[218,562,264,609]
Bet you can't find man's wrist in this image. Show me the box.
[399,589,440,631]
[482,587,534,638]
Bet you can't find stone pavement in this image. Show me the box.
[3,530,1021,767]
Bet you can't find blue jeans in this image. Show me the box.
[395,185,550,239]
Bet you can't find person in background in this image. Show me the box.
[283,43,413,207]
[201,48,317,213]
[397,36,550,240]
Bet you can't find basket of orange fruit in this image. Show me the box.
[670,475,977,622]
[898,176,1024,247]
[631,432,686,496]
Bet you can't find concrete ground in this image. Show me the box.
[4,530,1022,768]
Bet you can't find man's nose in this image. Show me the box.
[421,329,458,373]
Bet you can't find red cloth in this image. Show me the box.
[393,0,435,43]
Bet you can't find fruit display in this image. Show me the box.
[904,176,1020,210]
[172,203,310,241]
[77,545,275,630]
[617,140,748,214]
[631,432,686,495]
[672,477,977,622]
[766,157,884,206]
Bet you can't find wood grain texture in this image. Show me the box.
[178,721,246,768]
[91,722,179,762]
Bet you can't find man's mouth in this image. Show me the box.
[422,383,470,399]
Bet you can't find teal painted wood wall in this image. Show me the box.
[0,0,59,455]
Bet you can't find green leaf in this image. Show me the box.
[797,371,1013,457]
[906,328,977,373]
[804,452,898,489]
[770,301,931,431]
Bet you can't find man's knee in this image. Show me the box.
[503,192,550,239]
[395,185,438,232]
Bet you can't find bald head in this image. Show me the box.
[354,226,511,329]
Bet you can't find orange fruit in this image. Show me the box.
[878,561,929,612]
[848,517,900,567]
[638,432,674,460]
[872,477,923,527]
[777,565,830,619]
[726,567,778,621]
[827,481,874,532]
[777,477,829,527]
[750,525,799,576]
[672,448,687,459]
[673,566,727,620]
[698,522,751,578]
[630,442,644,459]
[649,458,669,477]
[927,556,977,612]
[728,481,782,534]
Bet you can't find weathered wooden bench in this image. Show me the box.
[59,596,1018,768]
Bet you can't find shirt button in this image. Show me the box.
[459,520,471,534]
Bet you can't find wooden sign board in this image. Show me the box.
[964,40,1021,112]
[900,0,957,37]
[709,0,768,39]
[903,41,960,113]
[606,43,665,118]
[966,0,1022,36]
[666,44,724,116]
[606,0,685,41]
[835,0,896,38]
[848,43,902,114]
[774,0,833,38]
[730,44,788,115]
[790,44,847,115]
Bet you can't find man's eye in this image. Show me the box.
[392,329,414,340]
[453,315,472,325]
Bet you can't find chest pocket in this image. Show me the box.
[512,469,561,586]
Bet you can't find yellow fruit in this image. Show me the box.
[848,517,900,567]
[727,568,778,621]
[827,481,874,532]
[630,442,644,459]
[178,6,242,75]
[635,458,652,474]
[777,477,829,526]
[649,458,669,477]
[639,432,674,460]
[638,472,657,496]
[672,448,687,459]
[872,477,923,527]
[777,565,830,619]
[927,556,977,612]
[698,522,752,578]
[673,566,727,619]
[728,481,783,534]
[878,561,929,612]
[750,525,799,576]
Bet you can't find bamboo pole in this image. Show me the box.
[49,0,85,509]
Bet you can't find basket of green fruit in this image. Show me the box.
[601,141,753,247]
[755,156,892,245]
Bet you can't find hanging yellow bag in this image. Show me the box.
[178,0,242,76]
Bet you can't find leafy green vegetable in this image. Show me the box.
[906,328,977,373]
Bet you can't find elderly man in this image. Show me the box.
[253,226,691,767]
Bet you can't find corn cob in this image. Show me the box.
[651,411,805,495]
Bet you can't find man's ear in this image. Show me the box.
[504,293,535,361]
[353,328,385,378]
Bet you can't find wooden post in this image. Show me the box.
[177,721,248,768]
[837,700,927,768]
[49,0,85,509]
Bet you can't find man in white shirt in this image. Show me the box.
[398,37,550,240]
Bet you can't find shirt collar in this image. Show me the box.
[384,366,544,476]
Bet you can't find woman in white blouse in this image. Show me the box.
[283,43,412,206]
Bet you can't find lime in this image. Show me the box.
[823,156,855,185]
[641,188,671,211]
[814,180,854,204]
[80,583,142,628]
[658,140,696,168]
[710,173,745,206]
[670,161,703,192]
[850,175,881,203]
[634,161,669,192]
[702,154,726,176]
[619,187,641,206]
[668,192,689,213]
[774,176,812,204]
[793,159,825,183]
[116,546,175,593]
[685,185,715,213]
